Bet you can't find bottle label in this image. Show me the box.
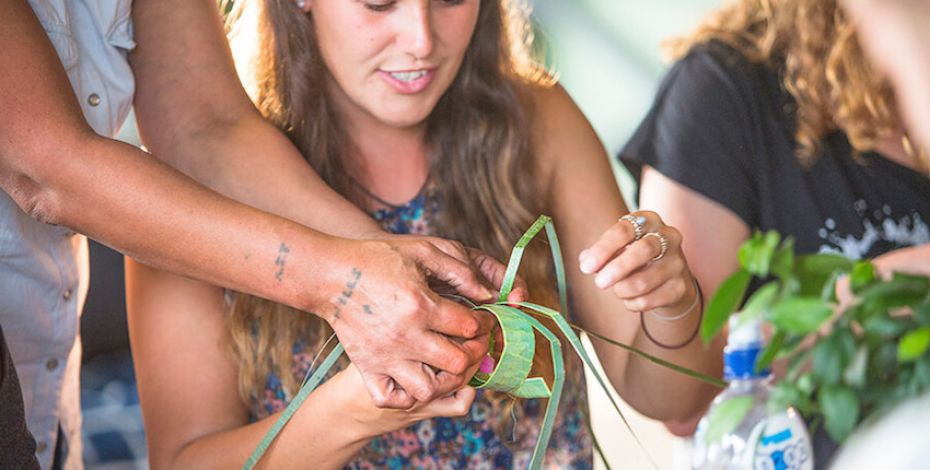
[747,409,813,470]
[724,345,770,380]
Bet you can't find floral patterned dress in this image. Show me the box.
[252,188,594,469]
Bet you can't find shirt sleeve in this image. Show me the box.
[620,42,763,227]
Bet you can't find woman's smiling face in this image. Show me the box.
[309,0,481,129]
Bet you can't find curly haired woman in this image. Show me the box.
[621,0,930,465]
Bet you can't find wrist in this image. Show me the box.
[648,277,701,321]
[325,370,380,445]
[291,233,355,321]
[339,374,398,441]
[640,278,704,350]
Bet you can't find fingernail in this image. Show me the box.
[595,272,610,289]
[579,253,596,274]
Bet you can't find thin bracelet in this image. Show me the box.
[647,277,701,321]
[640,281,704,350]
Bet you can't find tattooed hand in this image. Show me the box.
[316,236,525,409]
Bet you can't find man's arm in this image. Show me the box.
[130,0,381,238]
[0,0,332,306]
[0,0,493,408]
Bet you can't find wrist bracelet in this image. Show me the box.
[647,277,701,321]
[641,280,704,350]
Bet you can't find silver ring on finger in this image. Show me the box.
[642,232,669,262]
[619,214,647,241]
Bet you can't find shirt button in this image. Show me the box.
[46,358,59,371]
[63,289,73,301]
[36,441,48,453]
[87,93,101,107]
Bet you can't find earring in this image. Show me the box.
[296,0,307,9]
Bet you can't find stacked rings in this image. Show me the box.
[642,232,668,261]
[619,214,646,241]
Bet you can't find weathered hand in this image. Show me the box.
[578,210,698,315]
[320,237,507,409]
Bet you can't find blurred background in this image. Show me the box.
[79,1,721,468]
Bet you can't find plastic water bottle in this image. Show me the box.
[692,316,814,470]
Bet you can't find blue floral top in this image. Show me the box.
[253,189,593,469]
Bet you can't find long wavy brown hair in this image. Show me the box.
[223,0,562,421]
[667,0,927,170]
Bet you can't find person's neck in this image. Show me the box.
[341,110,430,208]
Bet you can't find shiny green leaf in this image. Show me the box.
[843,346,868,388]
[771,237,796,280]
[796,253,855,276]
[739,231,780,277]
[850,261,876,293]
[755,330,785,374]
[739,282,779,327]
[819,385,859,442]
[768,297,833,334]
[898,327,930,363]
[916,299,930,326]
[701,269,751,343]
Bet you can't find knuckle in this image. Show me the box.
[625,298,646,312]
[631,276,650,293]
[460,316,480,338]
[632,240,653,259]
[447,240,466,254]
[371,393,390,408]
[397,292,425,318]
[441,375,467,394]
[412,240,434,258]
[396,396,415,410]
[673,278,688,298]
[611,283,629,299]
[454,402,471,417]
[641,210,663,225]
[415,384,436,401]
[445,350,469,375]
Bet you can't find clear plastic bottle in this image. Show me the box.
[692,316,814,470]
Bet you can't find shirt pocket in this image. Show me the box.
[28,0,78,70]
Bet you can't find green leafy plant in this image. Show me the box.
[702,231,930,443]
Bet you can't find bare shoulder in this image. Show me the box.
[518,81,607,176]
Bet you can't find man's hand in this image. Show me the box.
[319,237,522,409]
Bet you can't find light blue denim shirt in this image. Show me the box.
[0,1,135,468]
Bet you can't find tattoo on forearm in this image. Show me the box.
[332,268,363,319]
[274,242,290,282]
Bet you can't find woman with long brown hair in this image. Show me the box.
[127,0,718,468]
[621,0,930,465]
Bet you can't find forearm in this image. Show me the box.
[14,132,342,314]
[584,297,723,422]
[621,311,723,421]
[147,113,383,239]
[129,0,382,240]
[167,377,372,470]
